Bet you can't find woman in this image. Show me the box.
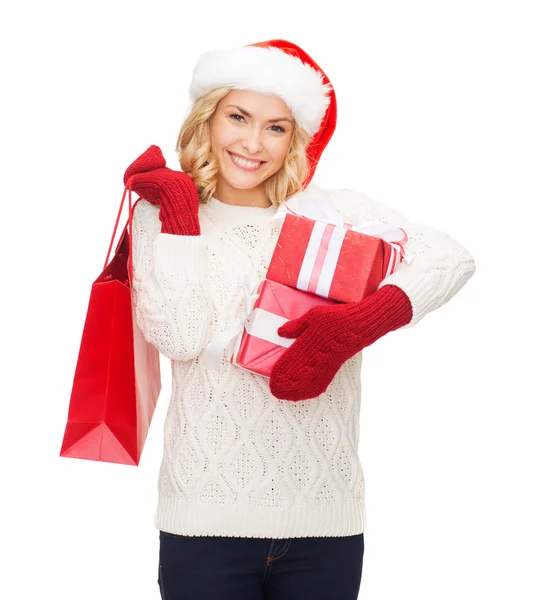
[124,40,476,600]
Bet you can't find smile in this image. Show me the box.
[227,151,265,171]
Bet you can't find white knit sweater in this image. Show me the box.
[131,183,475,539]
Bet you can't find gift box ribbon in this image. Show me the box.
[274,196,409,298]
[202,277,294,370]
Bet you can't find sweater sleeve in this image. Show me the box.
[330,188,476,328]
[131,199,214,360]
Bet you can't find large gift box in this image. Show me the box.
[234,279,336,378]
[266,199,408,304]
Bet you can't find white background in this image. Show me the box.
[1,0,534,598]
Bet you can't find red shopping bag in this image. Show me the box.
[60,184,161,466]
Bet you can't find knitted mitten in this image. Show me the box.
[269,285,413,401]
[123,145,200,235]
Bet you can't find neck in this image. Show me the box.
[214,179,272,208]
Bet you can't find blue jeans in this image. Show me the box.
[158,530,364,599]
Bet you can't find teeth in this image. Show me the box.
[230,152,262,169]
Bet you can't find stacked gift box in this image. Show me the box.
[205,197,408,378]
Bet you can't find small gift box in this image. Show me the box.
[203,278,336,378]
[266,197,408,304]
[235,279,336,378]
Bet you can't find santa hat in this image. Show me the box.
[189,39,337,186]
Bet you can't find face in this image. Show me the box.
[209,89,295,196]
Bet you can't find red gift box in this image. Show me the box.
[234,279,336,378]
[266,211,406,304]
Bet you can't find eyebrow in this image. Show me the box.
[225,104,293,123]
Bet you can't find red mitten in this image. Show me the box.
[269,285,413,401]
[123,145,200,235]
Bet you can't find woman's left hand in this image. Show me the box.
[269,285,413,401]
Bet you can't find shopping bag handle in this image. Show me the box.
[103,177,136,283]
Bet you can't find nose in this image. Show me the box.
[242,128,263,154]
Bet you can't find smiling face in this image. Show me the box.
[209,89,295,206]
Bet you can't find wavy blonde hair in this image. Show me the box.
[176,87,311,207]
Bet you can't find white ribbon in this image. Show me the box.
[244,309,293,348]
[274,194,408,248]
[272,194,345,228]
[202,275,260,370]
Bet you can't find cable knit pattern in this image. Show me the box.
[131,201,211,360]
[131,183,476,539]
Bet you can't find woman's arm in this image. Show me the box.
[269,187,476,400]
[331,188,476,326]
[131,199,214,361]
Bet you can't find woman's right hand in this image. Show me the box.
[123,145,201,236]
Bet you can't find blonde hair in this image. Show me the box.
[176,87,311,207]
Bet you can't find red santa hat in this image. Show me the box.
[189,39,337,186]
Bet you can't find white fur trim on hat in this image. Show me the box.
[189,45,332,136]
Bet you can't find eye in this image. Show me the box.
[229,113,245,122]
[269,125,286,133]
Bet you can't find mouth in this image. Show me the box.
[227,150,266,172]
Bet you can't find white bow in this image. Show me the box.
[273,194,345,227]
[274,193,411,262]
[202,275,261,370]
